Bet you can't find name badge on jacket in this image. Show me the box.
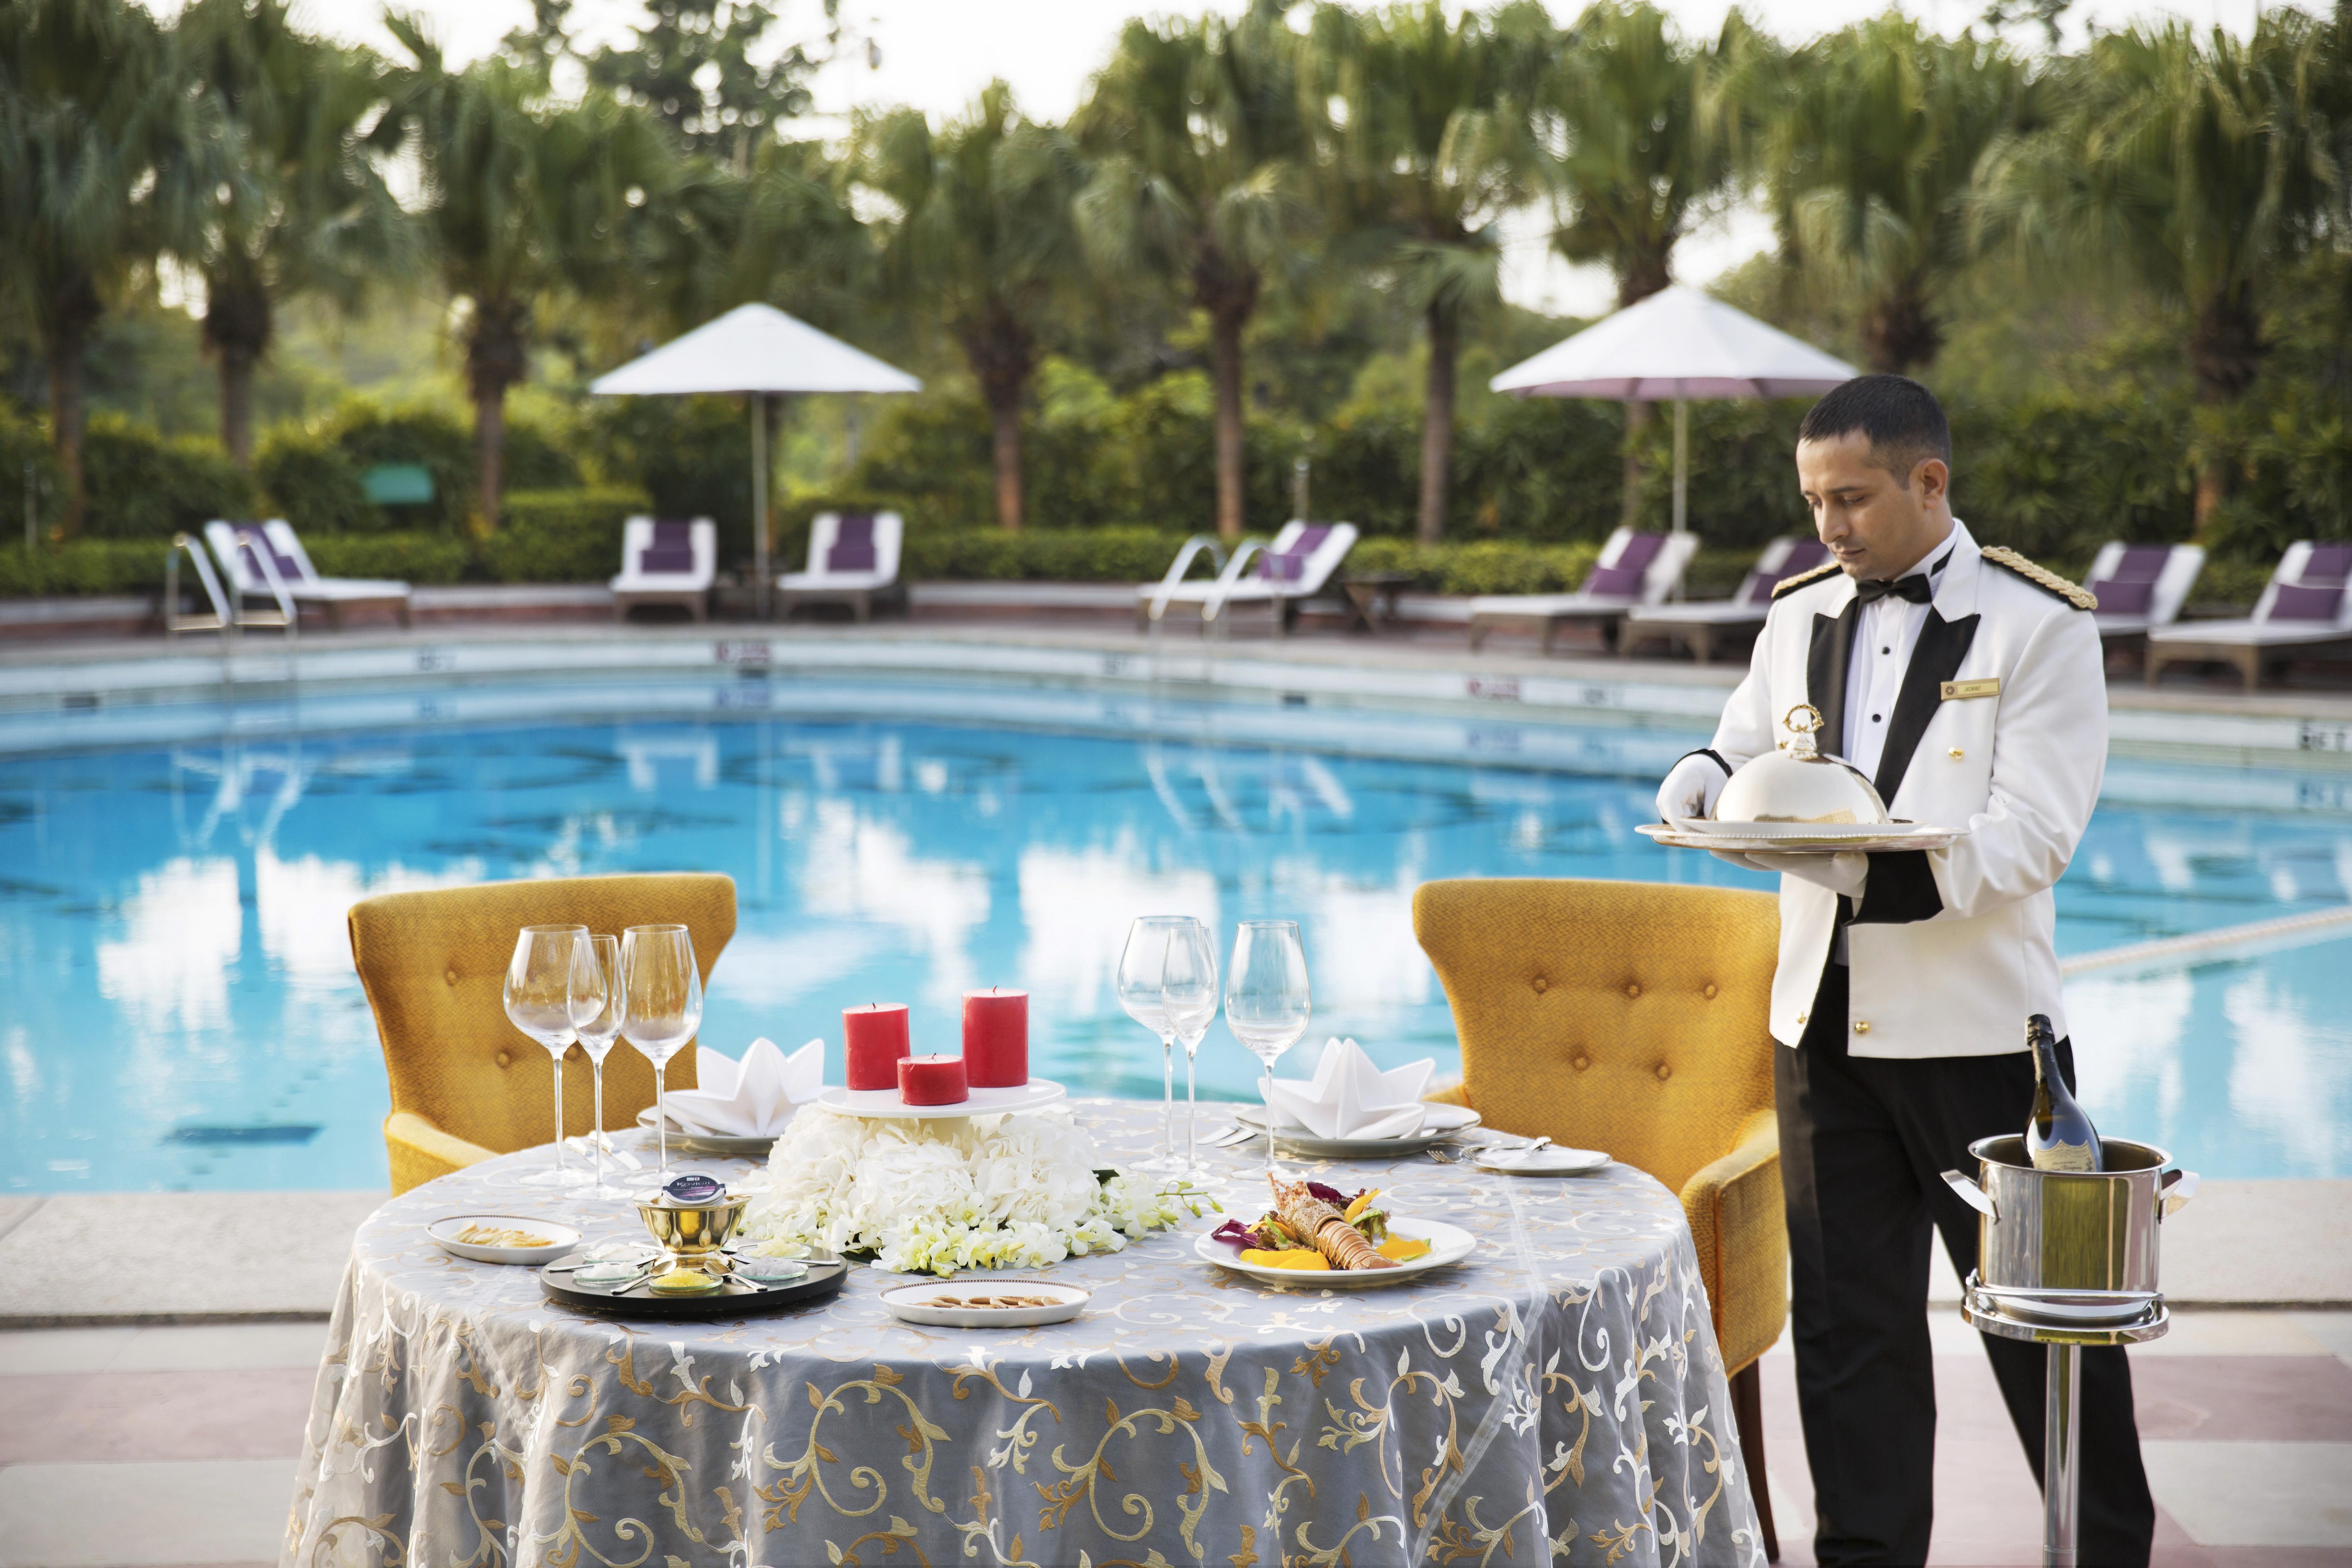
[1940,677,2001,701]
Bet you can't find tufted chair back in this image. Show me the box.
[1412,877,1777,1203]
[349,874,734,1190]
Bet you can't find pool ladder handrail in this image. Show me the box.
[164,533,234,637]
[226,530,299,642]
[1146,535,1229,624]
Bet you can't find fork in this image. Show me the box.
[1205,1124,1258,1150]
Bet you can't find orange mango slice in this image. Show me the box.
[1239,1247,1332,1272]
[1342,1189,1381,1223]
[1375,1237,1431,1263]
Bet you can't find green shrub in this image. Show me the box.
[477,486,650,582]
[304,532,471,585]
[255,425,376,533]
[0,405,63,541]
[78,414,255,539]
[0,539,167,595]
[330,403,474,531]
[579,395,752,556]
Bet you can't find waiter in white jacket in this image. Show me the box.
[1657,376,2154,1565]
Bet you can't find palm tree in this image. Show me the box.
[1760,16,2027,374]
[1073,2,1309,541]
[1972,15,2335,526]
[384,20,671,529]
[179,0,408,468]
[1533,0,1744,525]
[0,0,214,533]
[858,85,1083,532]
[1310,1,1545,543]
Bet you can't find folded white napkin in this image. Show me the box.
[1263,1038,1433,1140]
[662,1037,823,1137]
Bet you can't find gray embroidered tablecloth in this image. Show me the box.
[285,1100,1764,1567]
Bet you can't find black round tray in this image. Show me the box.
[540,1256,849,1319]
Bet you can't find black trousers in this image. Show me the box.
[1776,961,2156,1566]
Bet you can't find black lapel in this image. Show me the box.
[1874,611,1981,807]
[1807,602,1858,760]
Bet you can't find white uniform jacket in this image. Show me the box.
[1704,519,2107,1058]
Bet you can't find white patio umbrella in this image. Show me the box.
[1489,283,1857,536]
[592,303,921,617]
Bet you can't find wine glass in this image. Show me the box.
[504,924,590,1189]
[1225,920,1312,1184]
[567,933,634,1201]
[1118,916,1193,1174]
[1162,917,1221,1183]
[619,924,702,1191]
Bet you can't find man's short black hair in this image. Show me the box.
[1797,374,1951,488]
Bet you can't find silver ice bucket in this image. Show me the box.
[1942,1136,2198,1326]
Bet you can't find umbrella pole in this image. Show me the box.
[752,394,771,621]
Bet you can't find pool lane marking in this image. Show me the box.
[2061,904,2352,979]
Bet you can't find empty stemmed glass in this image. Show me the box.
[619,923,702,1192]
[1161,918,1221,1183]
[504,924,591,1188]
[1225,919,1312,1184]
[1118,915,1194,1174]
[566,933,635,1201]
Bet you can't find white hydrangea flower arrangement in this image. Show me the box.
[737,1108,1203,1276]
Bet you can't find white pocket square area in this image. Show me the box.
[1263,1038,1434,1141]
[661,1036,824,1137]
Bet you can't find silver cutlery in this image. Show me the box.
[1206,1124,1258,1149]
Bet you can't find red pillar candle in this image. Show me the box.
[898,1054,969,1106]
[961,988,1029,1088]
[843,1003,910,1090]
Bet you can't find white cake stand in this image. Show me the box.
[814,1080,1068,1120]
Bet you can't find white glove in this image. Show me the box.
[1709,849,1870,898]
[1657,751,1730,823]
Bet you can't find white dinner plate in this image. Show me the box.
[879,1280,1091,1327]
[429,1213,583,1265]
[815,1080,1067,1120]
[1473,1145,1611,1176]
[1234,1102,1481,1158]
[1638,822,1964,854]
[1196,1216,1474,1289]
[635,1108,781,1158]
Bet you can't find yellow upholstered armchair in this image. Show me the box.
[1414,876,1787,1559]
[348,873,738,1195]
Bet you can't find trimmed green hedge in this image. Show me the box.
[478,487,651,582]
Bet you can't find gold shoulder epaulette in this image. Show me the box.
[1769,559,1842,599]
[1981,546,2097,610]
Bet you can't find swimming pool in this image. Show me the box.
[3,675,2347,1190]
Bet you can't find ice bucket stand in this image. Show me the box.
[1960,1281,2169,1566]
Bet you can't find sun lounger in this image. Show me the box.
[2145,541,2352,690]
[610,516,717,622]
[205,519,412,630]
[2083,541,2205,642]
[1468,528,1699,654]
[777,510,904,623]
[1138,521,1359,636]
[1622,535,1832,662]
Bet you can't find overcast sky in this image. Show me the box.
[265,0,2267,316]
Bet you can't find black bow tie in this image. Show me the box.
[1855,574,1934,606]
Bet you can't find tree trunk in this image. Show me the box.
[960,307,1036,533]
[1417,298,1459,546]
[1617,252,1671,528]
[1208,302,1249,541]
[987,384,1024,533]
[1860,277,1941,374]
[204,276,273,470]
[465,298,530,532]
[42,277,100,539]
[2189,282,2264,534]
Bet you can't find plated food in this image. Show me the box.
[1200,1177,1474,1289]
[429,1214,582,1265]
[878,1279,1091,1327]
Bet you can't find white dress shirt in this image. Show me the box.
[1840,544,1953,777]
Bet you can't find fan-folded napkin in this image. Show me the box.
[1263,1038,1432,1140]
[662,1036,822,1137]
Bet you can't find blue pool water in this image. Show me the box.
[2,677,2348,1191]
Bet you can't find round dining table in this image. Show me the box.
[286,1100,1766,1566]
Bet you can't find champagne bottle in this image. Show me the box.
[2023,1014,2102,1172]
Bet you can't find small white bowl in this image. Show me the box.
[879,1279,1089,1327]
[428,1213,582,1265]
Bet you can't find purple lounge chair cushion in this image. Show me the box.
[2087,577,2153,615]
[1583,533,1665,598]
[2270,582,2345,621]
[827,514,878,572]
[2109,543,2172,582]
[2303,543,2352,584]
[1255,524,1333,584]
[1745,537,1831,604]
[638,519,696,575]
[234,525,305,585]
